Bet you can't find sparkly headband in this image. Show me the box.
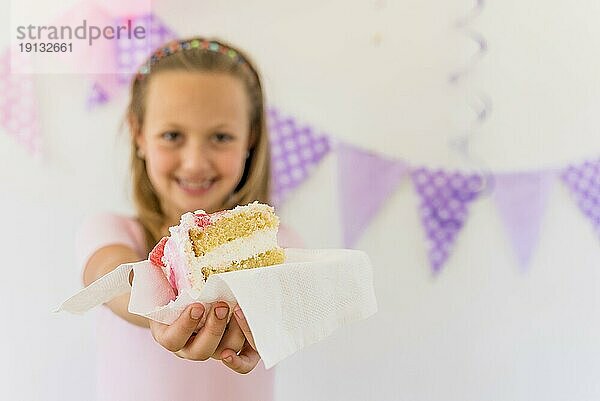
[135,38,248,81]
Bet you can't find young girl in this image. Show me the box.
[78,36,301,400]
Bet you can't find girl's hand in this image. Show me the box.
[220,305,261,374]
[148,302,261,374]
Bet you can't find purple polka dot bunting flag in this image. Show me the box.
[0,50,41,157]
[338,142,409,247]
[268,107,331,206]
[114,13,177,84]
[87,82,110,109]
[411,168,485,274]
[561,158,600,239]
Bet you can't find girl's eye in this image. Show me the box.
[161,131,182,142]
[213,132,234,143]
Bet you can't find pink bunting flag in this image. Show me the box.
[53,2,115,75]
[88,13,177,107]
[412,168,484,274]
[51,1,120,108]
[268,107,331,206]
[561,158,600,239]
[337,143,408,247]
[0,50,41,157]
[93,0,153,18]
[492,171,554,270]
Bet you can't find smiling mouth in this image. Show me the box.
[176,178,215,194]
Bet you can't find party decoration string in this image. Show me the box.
[448,0,494,196]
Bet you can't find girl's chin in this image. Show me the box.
[177,197,227,215]
[168,183,231,214]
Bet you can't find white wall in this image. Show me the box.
[1,1,599,400]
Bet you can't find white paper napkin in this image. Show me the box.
[56,248,377,369]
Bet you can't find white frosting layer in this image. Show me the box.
[192,228,278,269]
[189,228,279,289]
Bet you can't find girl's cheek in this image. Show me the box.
[220,150,246,176]
[149,147,179,174]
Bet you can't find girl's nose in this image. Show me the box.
[181,145,212,174]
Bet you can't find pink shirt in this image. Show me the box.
[77,213,303,401]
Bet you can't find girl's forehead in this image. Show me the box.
[144,71,250,125]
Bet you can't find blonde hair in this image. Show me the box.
[127,37,271,253]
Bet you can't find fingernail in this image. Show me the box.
[191,306,204,320]
[223,356,233,364]
[234,306,244,320]
[215,306,228,320]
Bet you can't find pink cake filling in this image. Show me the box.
[193,212,212,228]
[149,236,179,295]
[194,210,227,228]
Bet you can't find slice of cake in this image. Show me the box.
[149,202,285,295]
